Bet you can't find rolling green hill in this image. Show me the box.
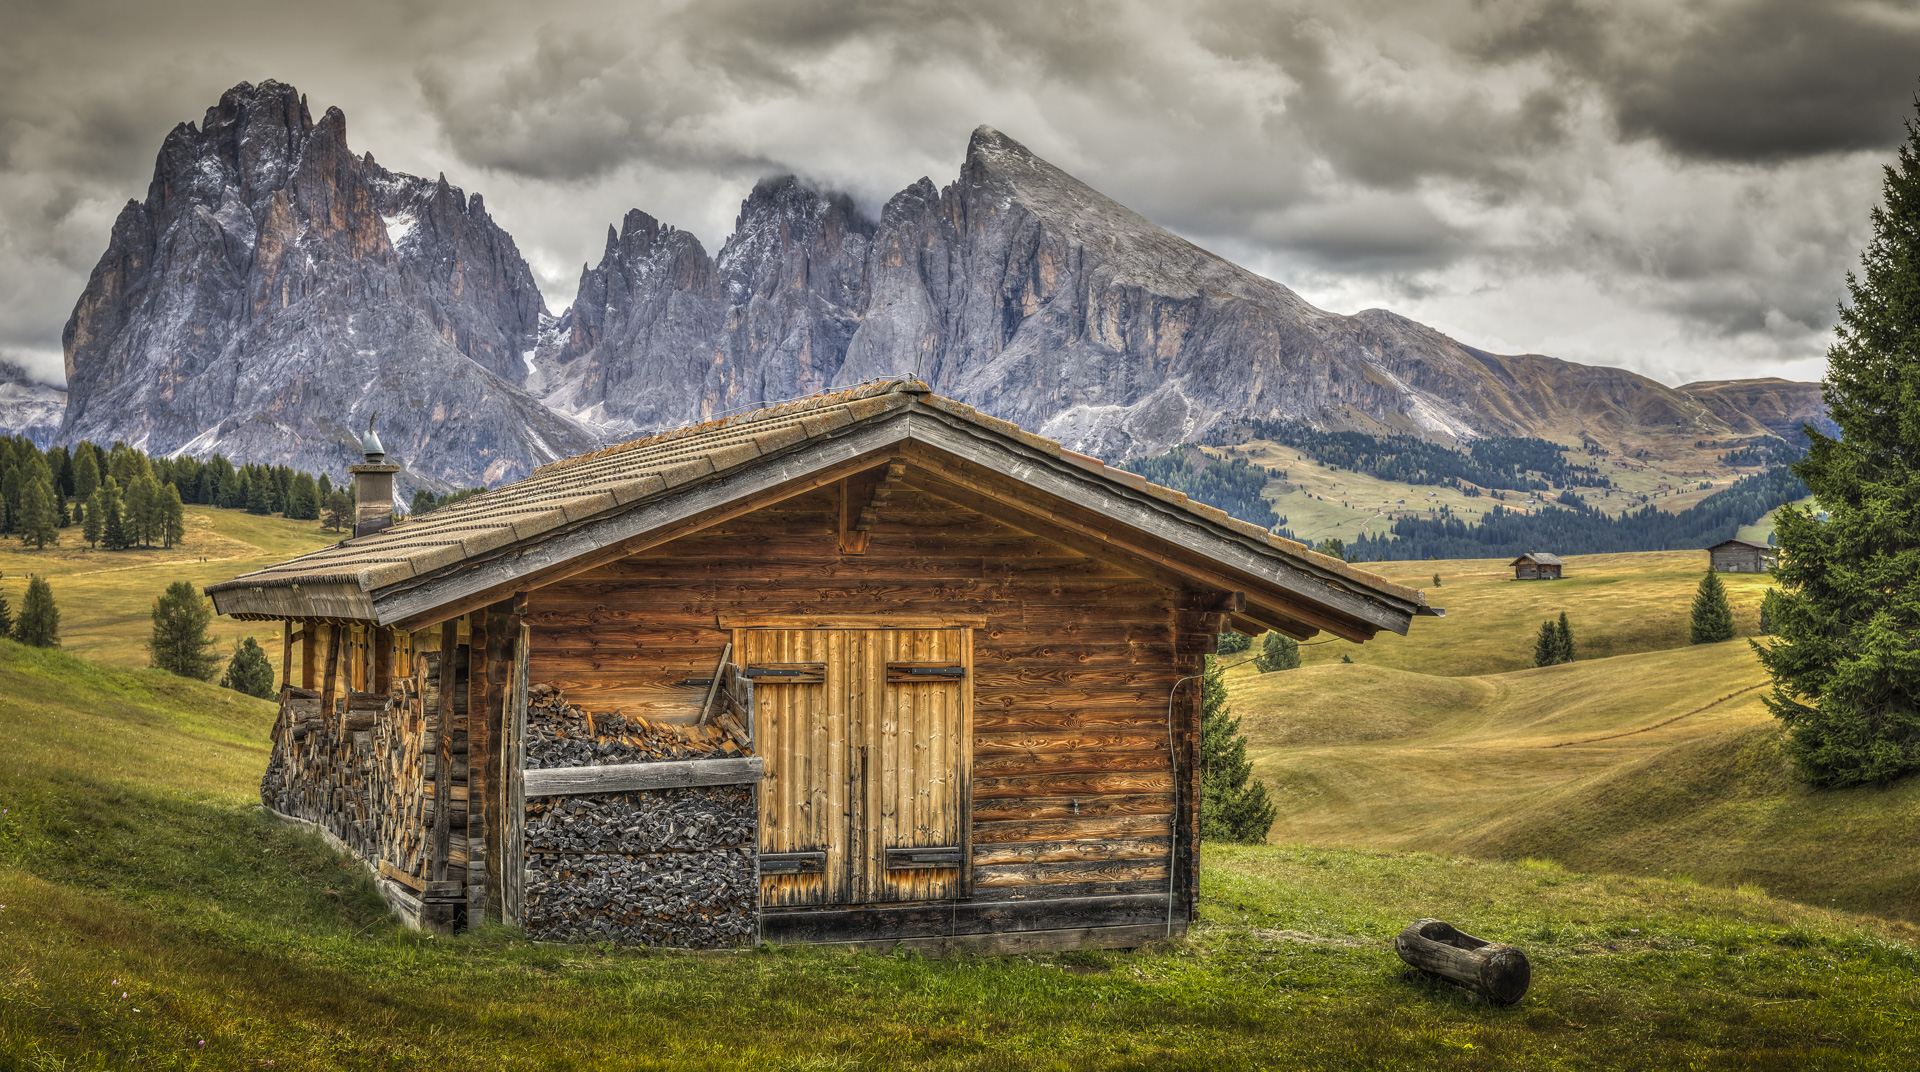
[3,623,1916,1068]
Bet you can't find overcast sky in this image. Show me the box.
[4,0,1917,389]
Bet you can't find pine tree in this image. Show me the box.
[1758,98,1920,787]
[147,580,220,679]
[1432,573,1442,587]
[162,484,186,548]
[1533,619,1560,667]
[16,477,55,549]
[15,576,58,647]
[0,465,20,534]
[1555,612,1575,663]
[1254,631,1301,672]
[1198,656,1276,843]
[1215,631,1251,655]
[219,636,279,698]
[409,487,437,517]
[0,592,14,638]
[1758,588,1779,636]
[322,490,352,533]
[245,470,271,515]
[82,488,104,548]
[122,474,154,547]
[101,479,128,550]
[1690,570,1735,644]
[289,473,321,521]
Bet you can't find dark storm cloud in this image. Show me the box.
[0,0,1913,388]
[1481,0,1920,162]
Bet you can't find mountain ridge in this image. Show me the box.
[47,83,1828,494]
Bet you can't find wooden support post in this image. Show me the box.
[696,641,733,727]
[280,620,293,695]
[504,619,529,927]
[320,624,342,721]
[373,629,393,694]
[483,599,514,922]
[466,611,490,929]
[432,618,457,884]
[302,622,317,690]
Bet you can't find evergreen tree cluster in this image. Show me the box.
[1122,446,1283,530]
[1345,465,1808,562]
[407,486,486,518]
[1215,631,1252,655]
[1253,631,1301,673]
[1198,656,1276,843]
[1759,97,1920,788]
[0,437,337,552]
[1533,613,1575,666]
[1212,419,1610,492]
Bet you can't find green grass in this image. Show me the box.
[4,640,1919,1069]
[1221,549,1778,678]
[0,505,336,670]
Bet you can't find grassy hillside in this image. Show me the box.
[4,641,1918,1068]
[1232,640,1920,923]
[0,505,335,670]
[1220,549,1778,678]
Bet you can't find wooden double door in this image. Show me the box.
[741,627,972,907]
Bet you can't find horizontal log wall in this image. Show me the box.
[525,482,1194,928]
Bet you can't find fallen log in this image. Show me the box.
[1393,919,1531,1005]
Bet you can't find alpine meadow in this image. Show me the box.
[3,7,1918,1070]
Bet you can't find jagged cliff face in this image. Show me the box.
[531,127,1805,457]
[62,86,1824,488]
[60,80,595,490]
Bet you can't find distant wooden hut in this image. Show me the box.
[208,381,1439,952]
[1708,538,1775,574]
[1510,552,1564,580]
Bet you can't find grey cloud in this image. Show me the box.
[1483,0,1920,162]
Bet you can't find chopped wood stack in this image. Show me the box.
[524,682,746,767]
[520,682,759,948]
[261,653,470,931]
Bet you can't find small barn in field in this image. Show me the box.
[1510,552,1564,581]
[208,381,1437,952]
[1708,538,1775,574]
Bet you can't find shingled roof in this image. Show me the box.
[208,380,1436,637]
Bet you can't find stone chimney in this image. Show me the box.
[349,412,400,537]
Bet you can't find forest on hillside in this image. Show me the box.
[1210,418,1613,491]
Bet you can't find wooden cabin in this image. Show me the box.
[1510,552,1564,580]
[208,381,1437,953]
[1708,538,1775,574]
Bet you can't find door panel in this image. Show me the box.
[745,627,970,907]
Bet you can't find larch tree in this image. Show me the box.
[1758,94,1920,787]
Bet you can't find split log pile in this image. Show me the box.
[261,655,466,929]
[524,682,746,766]
[520,682,759,948]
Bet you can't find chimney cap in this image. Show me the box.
[360,411,385,463]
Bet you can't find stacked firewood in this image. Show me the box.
[523,786,758,947]
[521,683,760,949]
[524,682,746,767]
[261,687,390,859]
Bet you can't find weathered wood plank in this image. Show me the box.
[522,757,764,796]
[969,793,1174,821]
[972,813,1174,844]
[973,858,1169,888]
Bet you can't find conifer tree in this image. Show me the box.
[1759,96,1920,786]
[245,470,271,515]
[1690,570,1735,644]
[323,490,352,533]
[1758,588,1779,636]
[15,576,58,647]
[1555,612,1575,663]
[219,636,278,699]
[409,488,437,517]
[122,475,154,547]
[82,488,103,547]
[1215,631,1251,655]
[289,473,321,521]
[162,484,186,548]
[17,477,55,549]
[148,580,219,679]
[1198,656,1276,843]
[1533,619,1561,667]
[101,479,128,551]
[71,445,99,503]
[1254,631,1301,672]
[0,592,13,637]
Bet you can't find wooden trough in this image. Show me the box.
[1394,919,1531,1005]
